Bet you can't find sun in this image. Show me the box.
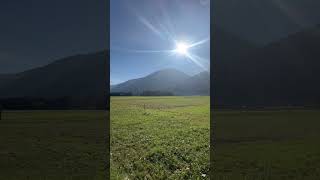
[175,42,189,55]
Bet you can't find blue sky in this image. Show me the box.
[110,0,210,85]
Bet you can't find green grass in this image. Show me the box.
[213,110,320,180]
[0,110,108,180]
[3,101,317,179]
[110,96,210,179]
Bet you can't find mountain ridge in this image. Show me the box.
[0,50,109,109]
[111,69,210,96]
[213,24,320,107]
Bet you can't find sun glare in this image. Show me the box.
[175,42,189,55]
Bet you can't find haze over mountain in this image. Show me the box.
[213,0,320,44]
[111,69,210,96]
[213,24,320,107]
[175,71,210,96]
[0,51,109,109]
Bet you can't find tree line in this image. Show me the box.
[110,91,174,96]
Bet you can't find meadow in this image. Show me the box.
[0,110,108,180]
[110,96,210,179]
[2,101,318,180]
[212,110,320,180]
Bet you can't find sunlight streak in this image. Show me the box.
[111,46,173,54]
[118,0,210,70]
[185,52,209,71]
[138,16,165,39]
[188,38,210,48]
[270,0,306,26]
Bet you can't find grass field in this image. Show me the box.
[213,110,320,180]
[0,110,108,180]
[110,96,210,179]
[2,102,318,180]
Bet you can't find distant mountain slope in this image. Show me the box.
[212,27,257,75]
[111,69,190,95]
[111,69,209,96]
[0,74,19,87]
[213,24,320,107]
[175,71,210,95]
[0,51,109,109]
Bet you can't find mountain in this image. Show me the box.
[175,71,210,95]
[213,24,320,107]
[0,51,109,109]
[213,0,320,44]
[212,26,257,73]
[111,69,210,96]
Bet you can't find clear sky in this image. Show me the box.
[110,0,210,85]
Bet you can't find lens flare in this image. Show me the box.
[175,42,189,55]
